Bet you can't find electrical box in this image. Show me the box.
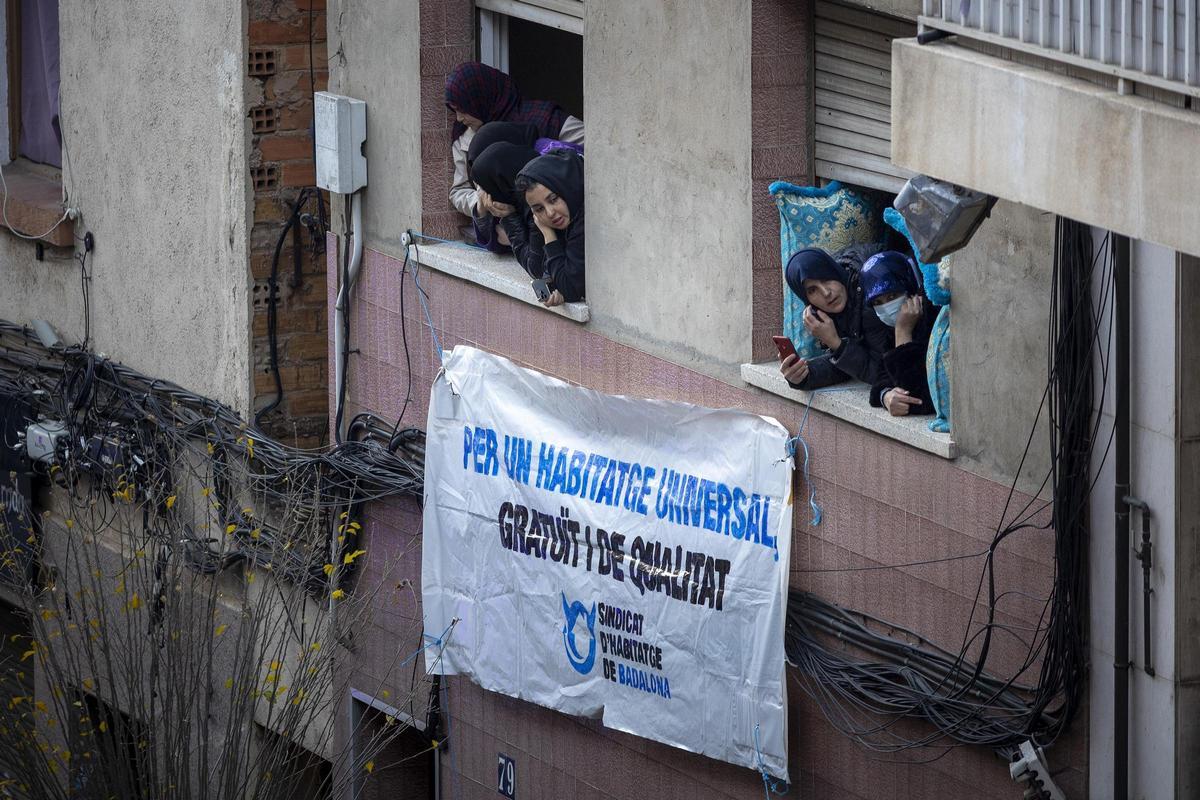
[314,92,367,194]
[25,420,66,464]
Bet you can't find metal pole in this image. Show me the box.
[1113,233,1131,800]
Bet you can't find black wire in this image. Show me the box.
[255,189,311,428]
[0,318,425,595]
[393,248,415,431]
[789,219,1109,756]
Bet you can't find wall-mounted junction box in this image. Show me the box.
[314,91,367,194]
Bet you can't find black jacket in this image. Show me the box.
[788,244,891,391]
[501,209,544,280]
[868,302,940,415]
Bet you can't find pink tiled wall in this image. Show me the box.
[750,0,813,364]
[333,243,1087,799]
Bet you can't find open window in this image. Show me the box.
[738,2,953,457]
[478,0,584,121]
[1,0,71,246]
[409,0,588,322]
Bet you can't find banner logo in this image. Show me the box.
[561,592,596,675]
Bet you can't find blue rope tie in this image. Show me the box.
[403,236,445,365]
[784,385,860,526]
[753,723,789,798]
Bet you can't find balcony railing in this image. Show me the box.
[920,0,1200,96]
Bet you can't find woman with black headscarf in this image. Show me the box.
[514,149,585,306]
[466,122,583,253]
[777,245,892,390]
[471,142,546,278]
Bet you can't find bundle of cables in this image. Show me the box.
[0,318,425,594]
[787,219,1108,758]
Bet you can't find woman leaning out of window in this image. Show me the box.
[467,121,583,252]
[778,246,891,390]
[470,141,544,276]
[859,251,940,417]
[444,62,584,236]
[515,149,585,306]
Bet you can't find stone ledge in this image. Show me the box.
[740,362,957,459]
[406,240,589,323]
[0,159,72,247]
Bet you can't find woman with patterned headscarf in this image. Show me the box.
[444,63,584,229]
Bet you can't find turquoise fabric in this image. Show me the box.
[926,305,952,433]
[882,207,951,306]
[769,181,886,359]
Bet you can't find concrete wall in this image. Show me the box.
[948,200,1054,492]
[325,0,424,256]
[584,0,754,376]
[1088,237,1178,800]
[0,1,252,414]
[891,39,1200,259]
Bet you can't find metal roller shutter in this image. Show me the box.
[814,1,917,193]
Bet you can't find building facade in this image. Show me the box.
[320,0,1200,796]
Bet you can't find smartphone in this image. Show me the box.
[531,279,551,302]
[772,335,797,361]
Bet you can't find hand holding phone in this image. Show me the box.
[772,335,797,361]
[531,279,551,302]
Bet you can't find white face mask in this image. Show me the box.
[874,295,906,327]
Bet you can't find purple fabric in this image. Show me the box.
[19,0,61,167]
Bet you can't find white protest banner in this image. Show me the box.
[422,346,792,779]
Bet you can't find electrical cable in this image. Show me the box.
[255,188,313,428]
[788,219,1109,757]
[0,318,425,595]
[0,161,72,241]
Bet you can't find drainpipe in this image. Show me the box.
[1113,233,1131,800]
[333,193,364,443]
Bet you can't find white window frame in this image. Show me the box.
[477,0,583,38]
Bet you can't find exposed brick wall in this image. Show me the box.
[419,0,475,241]
[247,0,330,448]
[335,243,1089,799]
[751,0,813,364]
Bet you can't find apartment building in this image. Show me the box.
[321,0,1200,796]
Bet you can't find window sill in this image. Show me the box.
[406,241,590,323]
[739,362,958,459]
[0,159,72,247]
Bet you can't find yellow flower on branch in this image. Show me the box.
[322,564,334,576]
[214,624,228,636]
[331,589,346,601]
[365,761,374,774]
[165,495,177,510]
[343,549,367,565]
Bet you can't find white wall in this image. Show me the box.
[1088,235,1178,800]
[0,0,252,414]
[325,0,423,255]
[583,0,754,376]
